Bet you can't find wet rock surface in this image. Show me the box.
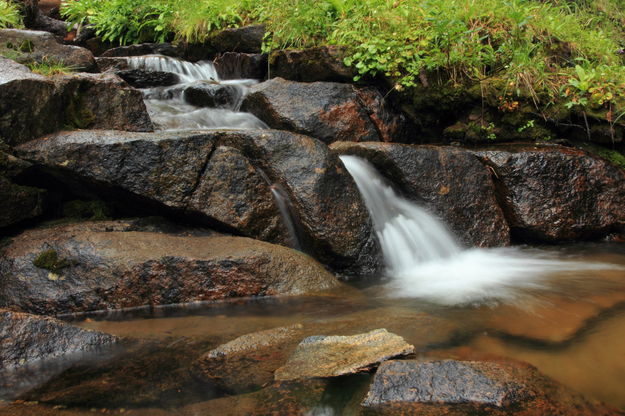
[362,359,622,416]
[332,142,511,247]
[241,77,414,144]
[116,69,179,88]
[0,152,46,229]
[274,329,414,380]
[214,52,267,80]
[0,309,118,368]
[183,82,241,108]
[207,25,265,54]
[269,46,354,83]
[0,221,340,315]
[0,29,95,71]
[99,42,184,58]
[0,61,152,146]
[477,144,625,241]
[17,129,379,274]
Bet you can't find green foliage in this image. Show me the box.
[0,0,22,29]
[27,57,77,76]
[60,0,625,116]
[33,249,77,273]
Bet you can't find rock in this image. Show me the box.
[99,42,183,58]
[0,309,118,368]
[208,25,265,54]
[115,69,179,88]
[214,52,267,80]
[477,144,625,241]
[95,56,130,72]
[55,72,154,132]
[195,324,305,393]
[269,46,354,83]
[241,78,414,144]
[332,142,510,247]
[0,60,153,146]
[274,329,414,380]
[17,130,379,274]
[0,29,95,71]
[31,14,67,38]
[362,359,621,416]
[0,221,340,315]
[183,82,241,108]
[0,151,46,229]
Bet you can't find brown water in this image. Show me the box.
[1,243,624,414]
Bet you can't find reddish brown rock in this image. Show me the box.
[332,142,510,247]
[476,144,625,241]
[0,221,340,315]
[241,78,415,144]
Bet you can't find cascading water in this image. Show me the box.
[127,55,267,131]
[340,155,624,305]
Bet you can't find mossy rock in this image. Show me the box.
[32,249,78,273]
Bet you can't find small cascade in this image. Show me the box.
[270,184,303,251]
[127,55,267,131]
[340,155,624,305]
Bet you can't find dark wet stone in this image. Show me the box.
[275,329,414,381]
[208,25,265,54]
[100,43,183,58]
[332,142,510,247]
[0,60,152,146]
[214,52,267,80]
[269,46,355,83]
[0,309,118,369]
[361,359,622,416]
[183,82,240,108]
[241,78,414,144]
[0,152,46,229]
[0,221,339,315]
[0,29,95,71]
[95,56,130,72]
[116,69,179,88]
[477,144,625,241]
[16,130,379,275]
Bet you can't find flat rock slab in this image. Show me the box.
[0,221,340,315]
[274,328,414,380]
[0,309,118,369]
[363,360,528,407]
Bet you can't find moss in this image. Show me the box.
[65,93,96,129]
[578,143,625,171]
[33,249,77,273]
[63,200,112,221]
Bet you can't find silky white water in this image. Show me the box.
[127,55,267,130]
[340,155,624,305]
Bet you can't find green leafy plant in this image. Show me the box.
[0,0,22,29]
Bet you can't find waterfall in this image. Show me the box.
[270,184,303,251]
[340,155,623,305]
[127,55,267,131]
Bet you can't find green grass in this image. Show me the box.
[60,0,625,124]
[27,58,77,76]
[0,0,22,28]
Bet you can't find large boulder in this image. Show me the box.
[16,130,379,274]
[269,46,354,83]
[362,360,620,415]
[207,25,265,54]
[0,221,340,315]
[0,152,46,229]
[332,142,510,247]
[0,309,118,369]
[241,78,415,144]
[99,42,184,58]
[0,29,95,71]
[115,69,179,88]
[477,144,625,241]
[0,59,153,146]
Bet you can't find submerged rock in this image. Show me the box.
[0,221,340,315]
[477,144,625,241]
[0,29,95,71]
[0,60,152,146]
[195,324,305,393]
[274,329,414,380]
[269,46,354,83]
[332,142,510,247]
[183,82,241,109]
[17,130,379,274]
[241,78,414,144]
[362,359,621,416]
[0,309,118,368]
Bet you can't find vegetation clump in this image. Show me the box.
[0,0,22,29]
[33,249,77,273]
